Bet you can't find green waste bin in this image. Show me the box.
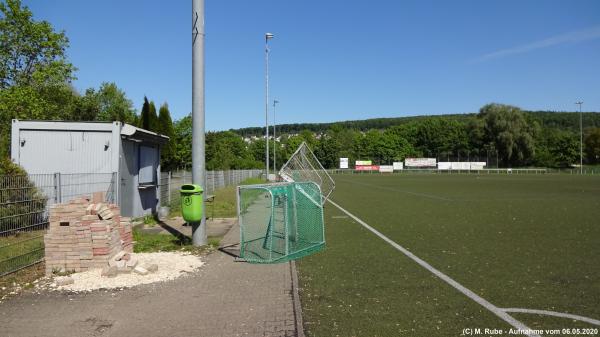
[180,184,203,222]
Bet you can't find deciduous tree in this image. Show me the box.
[478,104,538,166]
[0,0,75,88]
[585,128,600,164]
[95,82,136,123]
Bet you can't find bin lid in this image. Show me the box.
[180,184,203,193]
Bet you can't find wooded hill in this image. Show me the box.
[231,111,600,137]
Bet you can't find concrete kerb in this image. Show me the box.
[290,260,306,337]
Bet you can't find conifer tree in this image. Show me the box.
[158,103,175,170]
[148,101,159,132]
[139,96,151,130]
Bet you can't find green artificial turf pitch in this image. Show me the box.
[297,173,600,337]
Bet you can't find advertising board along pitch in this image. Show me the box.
[379,165,394,173]
[355,165,379,171]
[339,158,349,169]
[405,158,437,167]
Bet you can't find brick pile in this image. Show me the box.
[118,216,134,253]
[44,192,134,276]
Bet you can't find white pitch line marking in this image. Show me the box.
[327,199,541,337]
[502,308,600,326]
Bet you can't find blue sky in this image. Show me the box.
[24,0,600,131]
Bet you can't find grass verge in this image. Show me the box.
[0,262,44,299]
[0,231,45,277]
[201,177,266,219]
[132,228,221,255]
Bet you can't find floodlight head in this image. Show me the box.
[265,33,275,40]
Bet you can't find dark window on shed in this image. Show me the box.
[139,145,157,185]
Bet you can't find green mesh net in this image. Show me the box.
[238,181,325,263]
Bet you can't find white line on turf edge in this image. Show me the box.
[327,199,542,337]
[501,308,600,326]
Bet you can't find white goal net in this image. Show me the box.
[278,142,335,205]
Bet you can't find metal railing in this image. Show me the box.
[0,172,116,276]
[159,169,263,207]
[547,168,599,175]
[328,168,599,175]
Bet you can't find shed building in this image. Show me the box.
[10,120,169,217]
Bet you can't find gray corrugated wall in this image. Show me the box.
[15,130,114,174]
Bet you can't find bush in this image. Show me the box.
[0,157,27,175]
[0,158,47,235]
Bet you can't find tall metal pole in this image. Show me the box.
[191,0,206,246]
[496,150,499,169]
[265,33,274,179]
[273,99,279,172]
[576,101,583,174]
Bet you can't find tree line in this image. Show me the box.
[233,111,600,138]
[170,104,598,170]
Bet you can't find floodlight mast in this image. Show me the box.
[273,99,279,171]
[265,33,274,179]
[576,101,583,175]
[191,0,206,246]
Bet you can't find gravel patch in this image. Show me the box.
[49,252,204,292]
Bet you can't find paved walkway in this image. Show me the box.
[0,222,301,337]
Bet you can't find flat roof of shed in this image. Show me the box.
[12,120,169,145]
